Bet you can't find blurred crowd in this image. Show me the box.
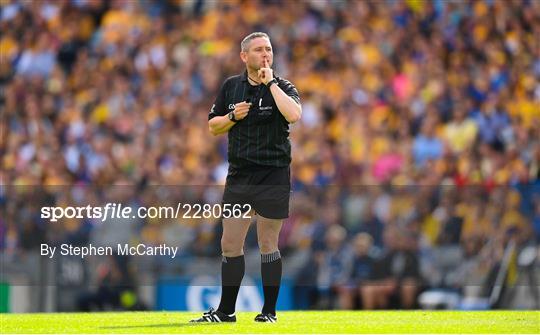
[2,0,540,310]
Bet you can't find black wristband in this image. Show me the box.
[266,78,278,88]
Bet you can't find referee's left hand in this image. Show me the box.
[257,58,273,85]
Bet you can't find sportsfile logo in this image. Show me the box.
[40,203,181,222]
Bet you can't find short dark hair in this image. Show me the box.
[241,32,270,52]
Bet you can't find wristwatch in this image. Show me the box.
[266,78,278,88]
[228,111,237,122]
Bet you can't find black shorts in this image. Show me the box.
[223,165,291,219]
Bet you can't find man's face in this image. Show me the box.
[241,37,273,70]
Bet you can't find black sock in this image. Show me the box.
[217,255,245,315]
[261,250,282,315]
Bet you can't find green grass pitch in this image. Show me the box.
[1,311,538,334]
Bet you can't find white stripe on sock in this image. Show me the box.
[261,250,281,263]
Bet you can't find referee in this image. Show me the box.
[191,32,301,323]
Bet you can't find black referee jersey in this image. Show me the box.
[208,70,300,170]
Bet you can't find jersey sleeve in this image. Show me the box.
[278,79,300,104]
[208,80,228,120]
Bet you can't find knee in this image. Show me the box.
[401,278,418,288]
[221,236,243,257]
[401,280,418,295]
[258,235,278,254]
[361,285,373,297]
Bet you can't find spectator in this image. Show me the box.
[361,227,421,309]
[413,117,444,167]
[443,108,478,154]
[338,233,377,309]
[77,254,142,311]
[315,224,351,309]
